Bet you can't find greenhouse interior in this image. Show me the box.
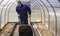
[0,0,60,36]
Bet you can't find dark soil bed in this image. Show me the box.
[19,26,33,36]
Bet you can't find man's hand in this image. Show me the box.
[29,15,31,17]
[28,15,31,22]
[18,14,20,16]
[29,15,31,20]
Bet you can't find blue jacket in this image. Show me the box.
[16,4,31,18]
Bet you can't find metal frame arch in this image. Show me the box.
[7,1,16,22]
[46,0,57,36]
[38,0,50,29]
[0,0,4,4]
[4,1,13,23]
[31,0,43,23]
[0,0,10,29]
[35,0,47,24]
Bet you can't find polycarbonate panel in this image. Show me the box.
[20,0,30,2]
[8,2,18,22]
[1,1,12,28]
[1,0,9,5]
[31,0,42,22]
[48,0,60,7]
[47,7,55,31]
[39,0,50,6]
[31,0,41,10]
[46,0,60,36]
[0,0,60,36]
[0,0,2,2]
[54,7,60,36]
[0,0,16,28]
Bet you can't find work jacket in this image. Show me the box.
[16,4,31,19]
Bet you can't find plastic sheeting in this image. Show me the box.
[0,0,60,36]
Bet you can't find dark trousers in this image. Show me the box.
[18,15,28,24]
[20,17,28,24]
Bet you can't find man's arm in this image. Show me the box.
[27,5,31,16]
[16,6,20,14]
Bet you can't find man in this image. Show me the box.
[16,1,31,24]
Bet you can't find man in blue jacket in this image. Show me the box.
[16,1,31,24]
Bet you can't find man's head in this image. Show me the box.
[17,1,22,7]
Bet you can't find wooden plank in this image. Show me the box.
[13,25,19,36]
[0,22,16,36]
[36,23,54,36]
